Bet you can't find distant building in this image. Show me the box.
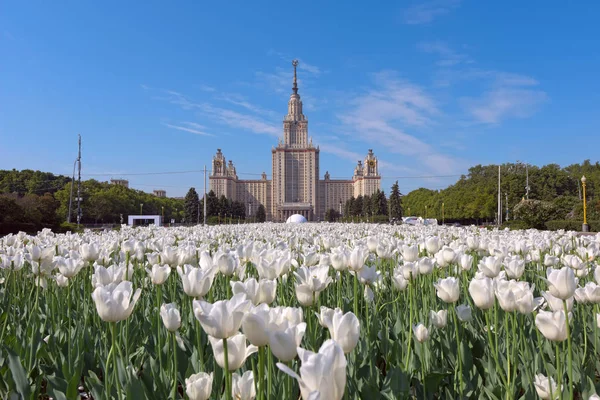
[210,60,381,222]
[153,189,167,197]
[110,179,129,188]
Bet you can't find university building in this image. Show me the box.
[209,60,381,221]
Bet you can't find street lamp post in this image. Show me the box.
[582,176,589,232]
[161,206,164,225]
[140,203,143,215]
[425,205,428,219]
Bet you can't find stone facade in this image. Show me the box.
[209,60,381,221]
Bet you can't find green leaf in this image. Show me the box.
[6,348,32,399]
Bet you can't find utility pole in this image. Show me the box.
[76,135,82,227]
[203,165,207,226]
[497,165,501,226]
[525,163,530,199]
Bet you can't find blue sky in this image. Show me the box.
[1,1,599,197]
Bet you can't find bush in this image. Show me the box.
[501,220,532,230]
[513,200,556,229]
[545,220,599,232]
[56,221,80,233]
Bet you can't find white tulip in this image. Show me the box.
[91,281,141,322]
[269,322,307,362]
[456,304,472,322]
[434,277,460,303]
[193,293,251,339]
[478,256,502,278]
[160,303,181,332]
[232,370,256,400]
[185,372,213,400]
[277,340,347,400]
[469,276,495,310]
[535,310,567,342]
[177,264,216,298]
[146,264,171,285]
[534,373,559,400]
[460,254,473,271]
[429,310,447,328]
[413,323,430,343]
[546,267,577,300]
[209,333,258,371]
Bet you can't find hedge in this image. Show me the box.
[545,220,599,232]
[501,220,533,230]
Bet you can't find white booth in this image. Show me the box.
[128,215,162,227]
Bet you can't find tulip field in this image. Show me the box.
[2,224,600,400]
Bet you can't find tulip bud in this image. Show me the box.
[460,254,473,271]
[469,276,495,310]
[413,323,429,343]
[456,304,472,322]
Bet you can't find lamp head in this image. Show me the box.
[581,175,587,183]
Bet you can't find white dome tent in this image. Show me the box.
[286,214,308,224]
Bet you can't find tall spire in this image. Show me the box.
[292,59,299,94]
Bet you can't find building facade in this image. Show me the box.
[209,60,381,221]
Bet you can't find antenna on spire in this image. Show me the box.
[292,59,299,94]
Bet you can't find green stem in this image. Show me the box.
[555,343,562,400]
[563,301,573,400]
[111,322,122,400]
[156,285,163,370]
[259,347,265,400]
[504,311,511,399]
[485,310,507,389]
[172,333,178,399]
[268,345,273,400]
[223,338,232,400]
[353,273,359,317]
[453,303,463,397]
[405,282,413,370]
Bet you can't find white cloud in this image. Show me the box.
[336,72,464,175]
[163,122,213,136]
[460,71,547,124]
[403,0,461,25]
[198,104,280,137]
[462,88,548,124]
[417,41,472,66]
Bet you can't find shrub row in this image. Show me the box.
[545,220,599,232]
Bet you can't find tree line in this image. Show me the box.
[401,161,600,226]
[1,160,598,233]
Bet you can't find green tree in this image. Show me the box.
[184,187,199,224]
[353,195,363,217]
[389,181,403,220]
[218,195,231,217]
[325,208,340,222]
[344,197,355,217]
[513,199,557,229]
[256,204,266,222]
[206,190,218,217]
[362,194,372,216]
